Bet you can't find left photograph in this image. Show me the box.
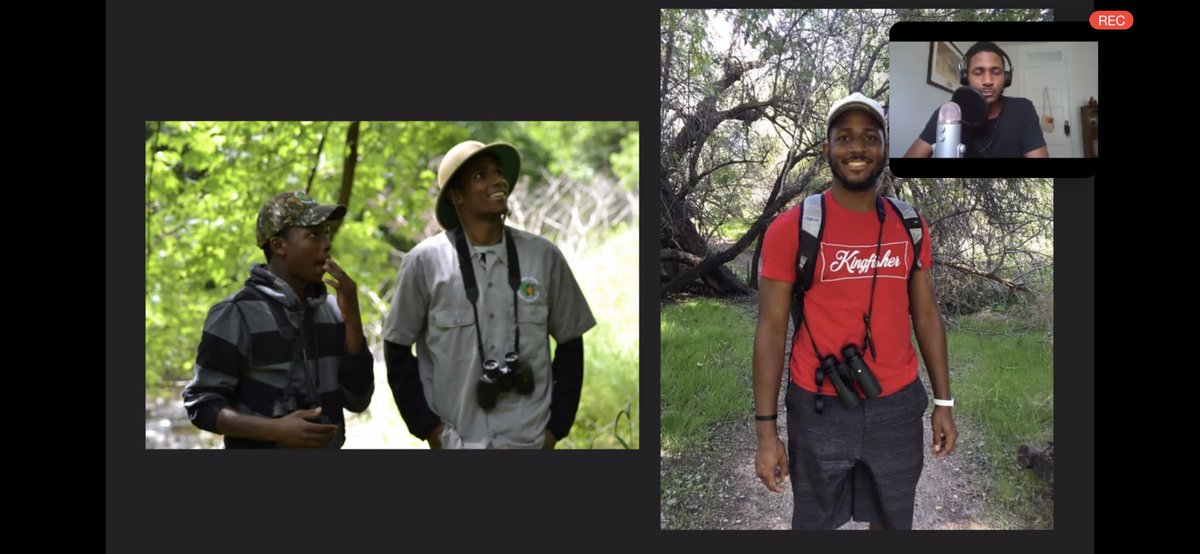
[145,121,640,449]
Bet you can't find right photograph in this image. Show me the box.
[660,8,1055,530]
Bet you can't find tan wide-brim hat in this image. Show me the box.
[435,140,521,230]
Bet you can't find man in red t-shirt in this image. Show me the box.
[752,92,958,530]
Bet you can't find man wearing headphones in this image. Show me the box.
[754,93,958,529]
[382,140,595,449]
[904,41,1049,158]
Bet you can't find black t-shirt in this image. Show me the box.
[919,96,1048,158]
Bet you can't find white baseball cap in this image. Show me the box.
[826,92,887,142]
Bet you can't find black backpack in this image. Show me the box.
[788,192,926,342]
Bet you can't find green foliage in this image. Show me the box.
[565,226,640,449]
[610,131,640,192]
[893,7,1052,22]
[661,9,715,84]
[716,218,754,243]
[457,122,638,191]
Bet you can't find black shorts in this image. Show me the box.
[785,378,928,530]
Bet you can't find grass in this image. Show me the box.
[660,298,756,453]
[713,217,758,285]
[565,225,640,448]
[716,218,754,242]
[946,311,1054,528]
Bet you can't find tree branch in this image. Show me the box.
[696,159,761,183]
[719,99,775,122]
[662,160,823,297]
[339,122,359,207]
[936,260,1034,294]
[147,121,161,264]
[305,121,333,194]
[661,248,703,266]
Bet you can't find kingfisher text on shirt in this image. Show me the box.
[819,240,910,282]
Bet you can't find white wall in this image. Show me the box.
[1010,41,1099,157]
[889,41,1098,157]
[1072,42,1100,156]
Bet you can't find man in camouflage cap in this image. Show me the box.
[255,190,348,247]
[182,191,375,448]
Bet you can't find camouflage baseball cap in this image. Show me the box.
[255,191,347,246]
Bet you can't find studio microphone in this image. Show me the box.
[933,101,965,158]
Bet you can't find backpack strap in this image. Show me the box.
[882,196,925,274]
[795,193,825,292]
[787,193,826,389]
[789,193,825,333]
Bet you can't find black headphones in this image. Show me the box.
[959,43,1013,88]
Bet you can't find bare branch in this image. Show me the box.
[936,261,1035,295]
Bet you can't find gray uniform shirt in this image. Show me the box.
[383,227,596,448]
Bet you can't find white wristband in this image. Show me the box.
[933,398,954,407]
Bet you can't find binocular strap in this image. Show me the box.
[797,198,887,414]
[259,290,322,411]
[452,227,523,369]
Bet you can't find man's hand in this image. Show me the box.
[543,429,557,450]
[427,423,445,450]
[272,407,338,448]
[755,436,790,492]
[931,406,958,457]
[323,258,360,318]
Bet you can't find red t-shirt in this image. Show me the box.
[760,190,933,397]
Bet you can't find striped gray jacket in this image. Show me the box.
[182,265,374,448]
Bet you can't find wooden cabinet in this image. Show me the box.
[1080,105,1098,158]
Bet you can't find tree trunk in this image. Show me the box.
[660,183,750,296]
[748,216,772,289]
[338,121,360,207]
[332,121,360,242]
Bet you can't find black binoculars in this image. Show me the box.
[271,395,333,425]
[815,344,882,409]
[477,351,535,409]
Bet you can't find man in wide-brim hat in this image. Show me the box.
[382,140,596,449]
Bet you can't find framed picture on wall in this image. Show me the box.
[927,41,963,93]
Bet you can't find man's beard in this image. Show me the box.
[831,159,884,192]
